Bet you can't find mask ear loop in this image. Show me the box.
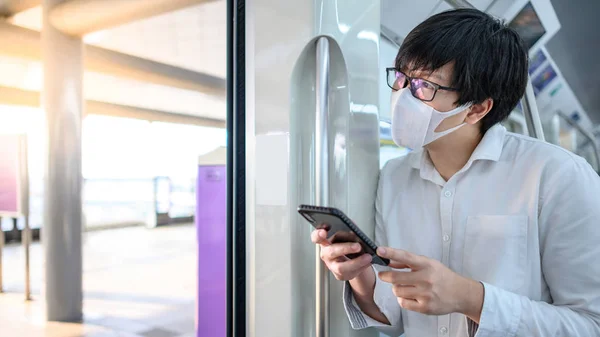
[426,104,472,143]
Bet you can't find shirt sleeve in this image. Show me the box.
[467,318,479,337]
[474,158,600,337]
[341,163,404,336]
[342,266,403,336]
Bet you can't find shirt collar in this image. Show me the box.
[408,123,507,173]
[468,123,506,163]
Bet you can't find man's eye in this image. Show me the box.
[422,81,434,88]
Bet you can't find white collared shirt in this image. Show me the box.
[343,124,600,337]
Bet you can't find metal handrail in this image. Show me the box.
[578,125,600,149]
[315,36,330,337]
[507,113,529,135]
[444,0,475,9]
[557,112,600,170]
[522,78,545,141]
[380,25,403,48]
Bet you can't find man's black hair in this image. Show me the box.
[396,8,529,133]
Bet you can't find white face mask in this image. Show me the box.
[391,88,472,150]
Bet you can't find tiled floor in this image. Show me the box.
[0,224,197,337]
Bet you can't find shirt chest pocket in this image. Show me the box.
[462,215,528,293]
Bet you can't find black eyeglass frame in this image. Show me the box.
[385,67,459,102]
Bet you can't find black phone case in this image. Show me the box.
[298,205,390,266]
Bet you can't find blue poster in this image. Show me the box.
[528,49,547,74]
[531,64,557,96]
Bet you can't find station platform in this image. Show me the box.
[0,224,197,337]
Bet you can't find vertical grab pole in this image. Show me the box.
[522,78,546,141]
[315,36,330,337]
[20,135,31,301]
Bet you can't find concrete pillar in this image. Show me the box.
[42,0,83,322]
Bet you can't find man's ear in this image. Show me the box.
[465,98,493,125]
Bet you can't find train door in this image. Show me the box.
[229,1,381,337]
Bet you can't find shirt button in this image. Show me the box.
[443,234,451,242]
[439,326,448,335]
[444,190,452,197]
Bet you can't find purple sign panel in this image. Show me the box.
[196,165,227,337]
[0,134,21,215]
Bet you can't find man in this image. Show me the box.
[311,8,600,337]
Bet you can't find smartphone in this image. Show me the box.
[297,205,389,266]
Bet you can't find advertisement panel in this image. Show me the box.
[0,134,22,217]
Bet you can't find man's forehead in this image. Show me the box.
[411,69,449,82]
[406,62,454,83]
[422,71,446,81]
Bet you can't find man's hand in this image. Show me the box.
[311,229,373,281]
[376,247,484,323]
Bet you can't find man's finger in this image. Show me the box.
[388,261,411,270]
[322,242,361,260]
[378,270,422,286]
[335,254,373,274]
[391,284,419,300]
[311,229,330,246]
[377,247,424,268]
[397,297,420,312]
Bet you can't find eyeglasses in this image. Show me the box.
[386,67,459,102]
